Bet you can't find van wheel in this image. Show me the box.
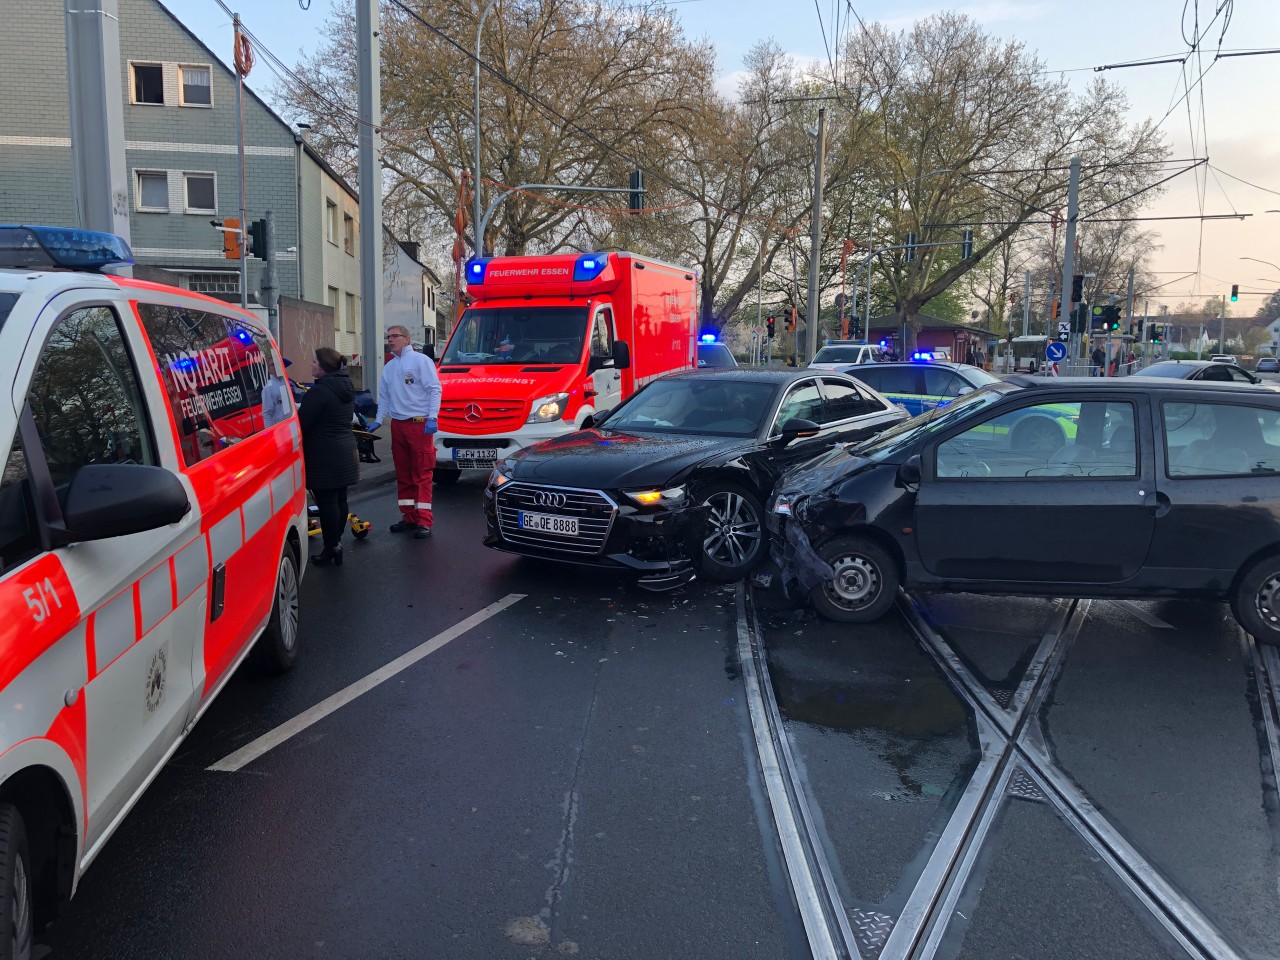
[254,545,301,674]
[809,536,899,623]
[0,805,34,960]
[697,483,766,582]
[1233,554,1280,647]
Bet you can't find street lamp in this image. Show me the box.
[473,0,499,256]
[1242,255,1280,273]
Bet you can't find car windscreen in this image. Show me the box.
[604,379,777,438]
[441,305,589,365]
[0,293,16,333]
[1134,364,1193,378]
[854,387,1004,461]
[812,345,867,363]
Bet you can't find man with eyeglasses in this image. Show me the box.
[366,325,443,538]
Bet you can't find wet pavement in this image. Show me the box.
[41,479,1280,959]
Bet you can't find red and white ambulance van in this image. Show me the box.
[433,252,698,480]
[0,225,307,949]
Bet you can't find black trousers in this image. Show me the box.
[312,487,350,549]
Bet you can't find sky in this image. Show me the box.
[169,0,1280,316]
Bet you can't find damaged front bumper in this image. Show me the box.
[767,511,834,600]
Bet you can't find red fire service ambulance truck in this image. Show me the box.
[433,252,698,481]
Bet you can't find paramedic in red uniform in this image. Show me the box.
[366,325,443,539]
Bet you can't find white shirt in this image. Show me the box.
[376,345,442,422]
[261,376,290,427]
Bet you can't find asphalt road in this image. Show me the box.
[40,478,1280,960]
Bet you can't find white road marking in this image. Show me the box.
[208,593,527,772]
[1113,600,1176,630]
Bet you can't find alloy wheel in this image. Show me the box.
[11,849,30,960]
[701,491,762,568]
[278,554,300,652]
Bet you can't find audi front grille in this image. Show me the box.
[495,483,617,556]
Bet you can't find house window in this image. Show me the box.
[325,200,338,245]
[136,170,169,212]
[183,173,216,214]
[343,214,355,255]
[180,65,212,106]
[327,286,340,330]
[131,63,165,105]
[345,292,356,333]
[186,272,239,296]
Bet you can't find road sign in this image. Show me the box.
[1046,341,1068,362]
[1057,320,1071,335]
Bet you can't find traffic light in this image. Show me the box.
[786,307,796,333]
[1071,273,1084,302]
[905,231,917,262]
[219,217,242,259]
[851,318,862,339]
[1152,325,1163,344]
[628,170,645,213]
[1230,284,1239,302]
[1104,305,1122,331]
[766,315,775,339]
[1051,299,1060,320]
[961,228,973,260]
[246,218,267,259]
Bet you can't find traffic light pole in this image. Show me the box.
[1059,157,1081,370]
[805,107,827,363]
[262,210,278,340]
[234,12,248,310]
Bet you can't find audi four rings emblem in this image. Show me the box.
[464,403,482,423]
[534,490,568,509]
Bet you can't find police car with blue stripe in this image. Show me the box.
[838,357,1000,417]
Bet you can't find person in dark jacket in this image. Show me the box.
[299,347,359,566]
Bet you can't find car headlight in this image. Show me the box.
[527,393,571,424]
[624,484,686,507]
[488,457,516,488]
[771,494,792,516]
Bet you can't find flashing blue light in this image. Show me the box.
[0,224,133,272]
[911,352,933,362]
[234,329,253,344]
[171,357,198,373]
[465,257,491,285]
[879,340,888,348]
[700,333,718,343]
[573,252,609,282]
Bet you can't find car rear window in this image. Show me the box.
[812,345,867,363]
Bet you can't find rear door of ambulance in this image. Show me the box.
[5,286,206,858]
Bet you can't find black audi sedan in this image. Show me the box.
[769,376,1280,645]
[483,369,907,588]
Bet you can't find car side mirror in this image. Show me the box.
[50,464,190,546]
[898,454,922,486]
[777,418,821,445]
[956,385,974,396]
[582,408,612,429]
[612,340,631,370]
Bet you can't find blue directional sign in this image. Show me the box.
[1045,341,1068,362]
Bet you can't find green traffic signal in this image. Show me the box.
[1230,284,1239,302]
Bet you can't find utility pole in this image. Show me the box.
[790,239,801,367]
[1221,293,1227,355]
[805,107,827,362]
[1059,157,1082,371]
[233,14,248,308]
[262,210,279,340]
[356,0,385,398]
[64,0,130,258]
[1022,271,1031,337]
[1125,267,1135,331]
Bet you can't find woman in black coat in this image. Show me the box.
[298,347,359,566]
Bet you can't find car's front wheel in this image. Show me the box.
[1233,554,1280,647]
[809,536,899,622]
[254,543,301,674]
[697,483,766,582]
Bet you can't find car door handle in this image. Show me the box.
[1153,491,1172,519]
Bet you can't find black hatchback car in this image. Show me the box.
[769,376,1280,645]
[483,369,907,588]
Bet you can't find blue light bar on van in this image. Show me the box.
[911,352,933,362]
[0,224,134,271]
[573,253,608,282]
[465,257,491,285]
[700,333,717,343]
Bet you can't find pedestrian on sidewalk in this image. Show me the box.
[365,325,442,539]
[299,348,359,567]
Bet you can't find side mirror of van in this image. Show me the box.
[51,464,190,545]
[612,340,631,370]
